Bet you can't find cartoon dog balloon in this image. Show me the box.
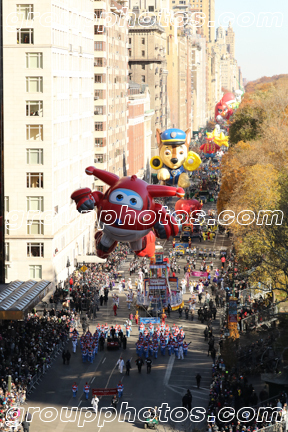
[150,128,201,189]
[71,167,184,259]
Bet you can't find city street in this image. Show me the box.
[25,209,231,432]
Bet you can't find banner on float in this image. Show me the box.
[191,271,208,277]
[139,318,160,325]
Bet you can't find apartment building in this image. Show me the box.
[190,0,215,43]
[93,0,129,193]
[127,84,154,180]
[128,21,169,157]
[3,0,95,283]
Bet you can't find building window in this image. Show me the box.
[26,53,43,68]
[4,197,9,212]
[95,138,104,147]
[95,154,104,163]
[26,101,43,116]
[94,58,103,67]
[17,28,34,44]
[94,74,105,83]
[26,125,43,141]
[141,75,145,83]
[95,122,103,131]
[5,221,9,236]
[148,6,154,11]
[94,106,104,115]
[94,25,104,34]
[27,220,44,235]
[94,9,103,18]
[5,265,7,279]
[26,77,43,93]
[97,186,104,193]
[29,265,42,279]
[17,4,34,20]
[27,243,44,258]
[142,38,145,44]
[142,64,145,70]
[26,149,43,164]
[142,50,145,57]
[94,90,103,99]
[27,173,44,188]
[27,196,44,211]
[129,38,131,44]
[94,42,103,51]
[5,243,9,261]
[94,154,106,163]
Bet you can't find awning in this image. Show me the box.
[0,280,52,320]
[76,255,106,264]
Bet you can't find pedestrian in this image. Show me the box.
[66,349,71,365]
[111,395,119,409]
[178,307,182,318]
[83,382,90,400]
[161,309,167,325]
[113,303,117,316]
[22,419,31,432]
[211,347,216,364]
[167,303,171,317]
[135,356,144,373]
[186,389,192,411]
[182,392,189,410]
[125,359,131,375]
[116,356,124,373]
[178,345,184,360]
[62,350,66,365]
[72,382,78,397]
[91,395,99,413]
[100,295,104,306]
[117,381,124,398]
[196,373,201,388]
[146,357,152,373]
[135,311,139,325]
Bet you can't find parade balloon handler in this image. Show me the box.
[150,128,202,188]
[71,167,185,259]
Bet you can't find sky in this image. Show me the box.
[215,0,288,81]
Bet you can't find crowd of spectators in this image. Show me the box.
[207,357,287,432]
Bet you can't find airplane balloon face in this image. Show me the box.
[71,167,184,258]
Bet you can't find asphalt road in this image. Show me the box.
[24,204,231,432]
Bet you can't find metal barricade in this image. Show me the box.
[27,339,68,394]
[241,304,278,332]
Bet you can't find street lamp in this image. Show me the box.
[66,256,71,279]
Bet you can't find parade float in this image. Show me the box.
[136,251,183,313]
[150,128,202,188]
[71,167,184,259]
